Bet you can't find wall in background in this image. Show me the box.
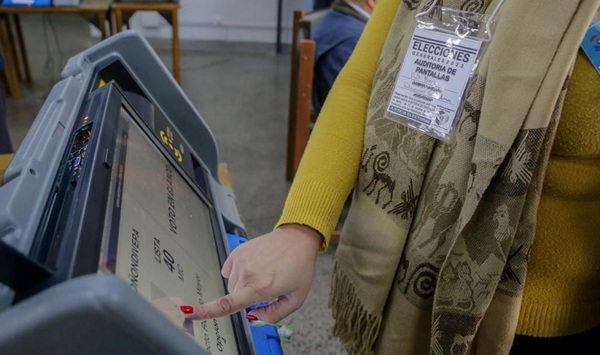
[123,0,312,45]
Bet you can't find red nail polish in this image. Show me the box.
[246,314,258,321]
[180,305,194,314]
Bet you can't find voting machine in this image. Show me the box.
[0,30,281,355]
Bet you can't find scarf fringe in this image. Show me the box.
[329,261,382,355]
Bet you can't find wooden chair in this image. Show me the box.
[287,9,343,242]
[0,1,113,99]
[286,9,328,182]
[0,14,30,99]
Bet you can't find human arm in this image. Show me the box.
[184,0,402,324]
[278,0,401,250]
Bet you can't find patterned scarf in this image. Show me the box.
[328,1,599,354]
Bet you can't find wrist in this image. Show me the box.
[276,223,323,253]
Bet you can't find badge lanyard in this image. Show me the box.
[385,0,505,141]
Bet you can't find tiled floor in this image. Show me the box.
[4,14,345,355]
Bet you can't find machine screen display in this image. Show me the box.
[99,107,236,354]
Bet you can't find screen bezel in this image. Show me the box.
[28,78,253,354]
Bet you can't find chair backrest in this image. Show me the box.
[287,9,343,241]
[286,9,328,182]
[299,9,329,38]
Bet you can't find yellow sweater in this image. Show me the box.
[515,51,600,337]
[278,0,600,338]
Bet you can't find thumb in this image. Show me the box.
[245,294,300,324]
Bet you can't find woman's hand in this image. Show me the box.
[182,224,322,324]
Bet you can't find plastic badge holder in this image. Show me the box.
[384,0,503,141]
[581,22,600,76]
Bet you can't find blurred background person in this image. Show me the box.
[313,0,334,10]
[311,0,377,115]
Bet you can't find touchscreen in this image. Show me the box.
[98,107,237,354]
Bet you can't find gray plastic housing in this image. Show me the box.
[0,31,252,354]
[0,275,208,355]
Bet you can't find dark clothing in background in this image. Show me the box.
[0,85,10,154]
[510,326,600,354]
[311,1,367,115]
[313,0,334,10]
[0,52,12,154]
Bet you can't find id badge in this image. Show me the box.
[581,22,600,76]
[385,1,503,141]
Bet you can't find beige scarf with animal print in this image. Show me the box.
[328,0,599,354]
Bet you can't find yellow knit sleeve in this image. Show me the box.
[276,0,401,250]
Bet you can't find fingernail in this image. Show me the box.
[180,305,194,314]
[245,314,258,321]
